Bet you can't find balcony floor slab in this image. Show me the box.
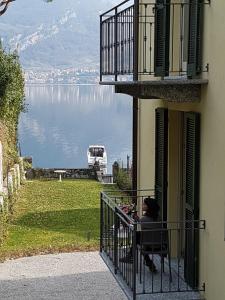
[100,79,208,102]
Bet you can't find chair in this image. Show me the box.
[137,227,172,283]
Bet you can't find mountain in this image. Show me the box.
[0,0,119,70]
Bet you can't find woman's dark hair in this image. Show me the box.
[144,197,160,220]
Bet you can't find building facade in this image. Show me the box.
[100,1,225,299]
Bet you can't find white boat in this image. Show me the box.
[87,145,107,172]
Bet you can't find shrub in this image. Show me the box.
[115,169,132,191]
[0,47,25,245]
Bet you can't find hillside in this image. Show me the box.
[0,0,118,71]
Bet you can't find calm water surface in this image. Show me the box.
[19,85,132,170]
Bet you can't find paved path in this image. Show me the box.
[0,252,127,300]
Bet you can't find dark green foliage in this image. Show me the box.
[115,169,132,191]
[0,48,25,246]
[0,49,25,125]
[0,48,25,174]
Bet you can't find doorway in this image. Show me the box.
[166,109,200,289]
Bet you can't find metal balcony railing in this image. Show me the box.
[100,0,210,82]
[100,190,205,300]
[100,0,134,80]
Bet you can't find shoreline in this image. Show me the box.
[25,83,100,87]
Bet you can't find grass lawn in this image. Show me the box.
[0,179,103,260]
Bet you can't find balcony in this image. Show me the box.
[100,0,209,102]
[100,190,206,300]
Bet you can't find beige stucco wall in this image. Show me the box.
[137,99,160,190]
[137,1,225,299]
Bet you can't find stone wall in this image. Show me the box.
[0,143,26,244]
[0,141,26,207]
[26,168,98,180]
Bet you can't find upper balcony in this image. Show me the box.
[100,0,210,102]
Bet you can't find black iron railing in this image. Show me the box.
[100,0,210,82]
[100,190,205,300]
[100,1,134,80]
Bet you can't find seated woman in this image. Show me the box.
[119,197,160,273]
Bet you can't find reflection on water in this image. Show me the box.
[19,85,132,170]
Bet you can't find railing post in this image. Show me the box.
[114,207,119,274]
[100,192,103,252]
[133,0,139,81]
[132,96,138,198]
[100,15,103,82]
[114,7,118,81]
[132,1,139,199]
[132,223,137,300]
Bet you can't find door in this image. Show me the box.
[155,109,200,289]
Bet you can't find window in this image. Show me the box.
[89,147,104,157]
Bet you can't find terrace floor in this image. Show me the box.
[101,251,205,300]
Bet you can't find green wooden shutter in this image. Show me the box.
[187,0,203,77]
[184,112,200,289]
[155,108,168,222]
[154,0,170,77]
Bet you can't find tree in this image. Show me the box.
[0,0,14,16]
[0,0,53,16]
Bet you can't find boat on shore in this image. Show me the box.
[87,145,107,174]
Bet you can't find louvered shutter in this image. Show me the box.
[184,112,200,289]
[154,0,170,77]
[155,108,168,222]
[187,0,203,77]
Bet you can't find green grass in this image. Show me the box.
[0,179,103,260]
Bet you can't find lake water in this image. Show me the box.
[19,85,132,172]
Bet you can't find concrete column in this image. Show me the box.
[19,157,26,182]
[15,164,21,189]
[10,167,17,193]
[7,172,13,196]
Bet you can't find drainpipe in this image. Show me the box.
[133,0,139,80]
[132,97,138,194]
[132,0,139,196]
